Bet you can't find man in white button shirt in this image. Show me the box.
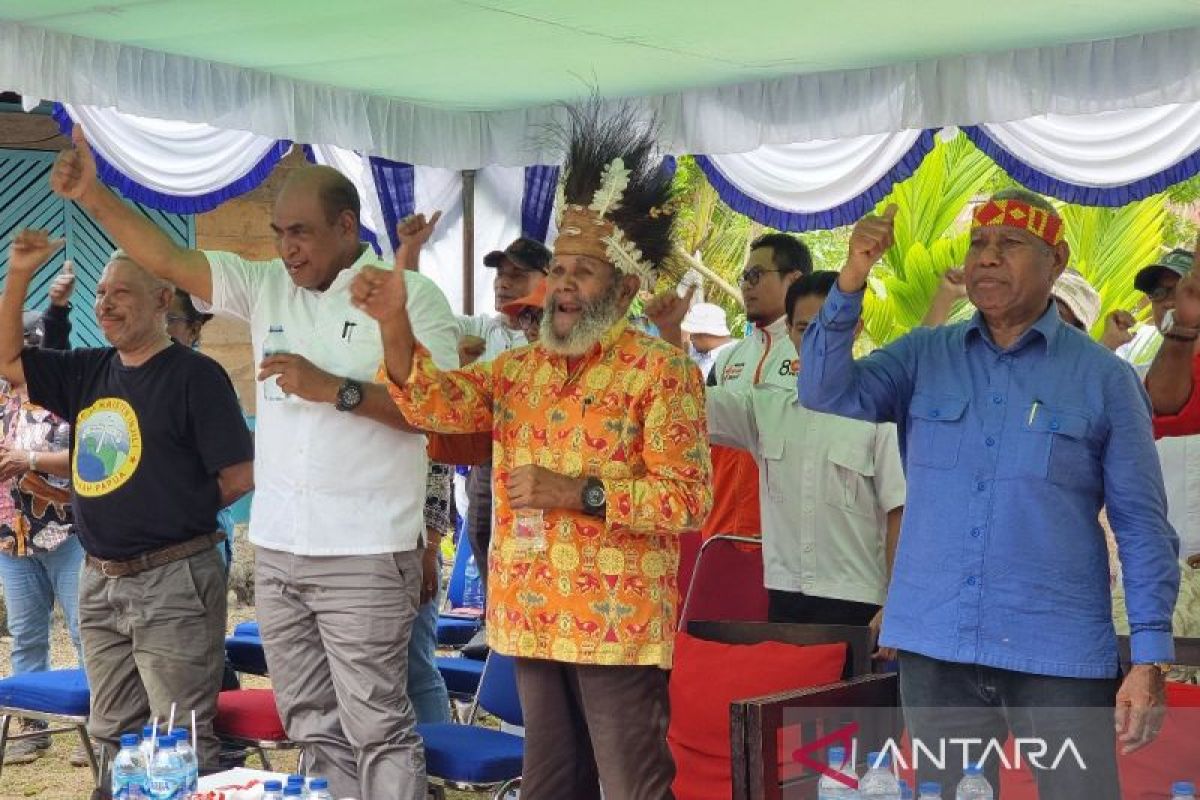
[50,127,458,800]
[650,271,905,639]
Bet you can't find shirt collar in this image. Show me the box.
[761,315,789,339]
[325,244,383,292]
[963,300,1062,356]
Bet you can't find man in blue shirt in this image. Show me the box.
[799,189,1179,796]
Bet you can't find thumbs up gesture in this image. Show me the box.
[48,260,77,308]
[841,204,897,292]
[49,124,99,202]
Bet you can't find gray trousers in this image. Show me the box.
[80,547,227,775]
[254,546,425,800]
[514,658,675,800]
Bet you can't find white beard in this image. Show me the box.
[538,281,625,357]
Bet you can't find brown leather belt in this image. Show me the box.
[86,532,225,579]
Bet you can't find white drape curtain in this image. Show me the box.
[976,102,1200,187]
[413,166,526,315]
[703,132,924,212]
[62,103,283,204]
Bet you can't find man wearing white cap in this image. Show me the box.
[680,302,733,381]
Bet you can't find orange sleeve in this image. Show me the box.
[603,351,713,534]
[378,344,495,434]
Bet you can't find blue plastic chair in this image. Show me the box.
[418,652,523,799]
[0,668,97,784]
[226,622,268,676]
[437,528,483,648]
[435,655,486,712]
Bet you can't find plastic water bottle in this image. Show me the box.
[139,725,156,769]
[286,775,306,794]
[954,764,993,800]
[283,785,304,798]
[261,780,285,800]
[859,751,901,799]
[112,733,147,799]
[463,554,484,609]
[263,325,290,401]
[817,745,859,799]
[170,728,198,794]
[918,782,943,799]
[1172,781,1198,800]
[306,777,334,800]
[145,731,185,799]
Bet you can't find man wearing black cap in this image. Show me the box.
[458,237,550,365]
[457,237,549,643]
[1115,248,1200,635]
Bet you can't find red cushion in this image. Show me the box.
[214,689,289,742]
[668,632,847,800]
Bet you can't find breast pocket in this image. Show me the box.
[760,438,788,503]
[825,438,876,518]
[1015,406,1097,487]
[320,312,382,380]
[907,393,968,469]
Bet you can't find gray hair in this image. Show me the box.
[107,249,174,293]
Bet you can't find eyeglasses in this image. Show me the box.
[1148,284,1176,303]
[738,267,783,287]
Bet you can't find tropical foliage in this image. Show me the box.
[667,133,1200,354]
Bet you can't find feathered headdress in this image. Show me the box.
[552,103,678,282]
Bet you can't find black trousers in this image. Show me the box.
[899,650,1121,799]
[767,589,880,626]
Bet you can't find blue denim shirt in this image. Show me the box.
[799,285,1179,678]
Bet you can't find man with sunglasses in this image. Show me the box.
[704,234,812,542]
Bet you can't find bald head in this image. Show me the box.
[271,165,365,291]
[280,165,361,230]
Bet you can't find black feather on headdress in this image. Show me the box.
[556,101,678,274]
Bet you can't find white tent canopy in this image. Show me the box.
[4,3,1200,168]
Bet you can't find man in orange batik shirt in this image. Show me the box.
[352,107,711,800]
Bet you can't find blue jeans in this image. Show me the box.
[406,556,450,724]
[898,650,1120,799]
[0,536,84,674]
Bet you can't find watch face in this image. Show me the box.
[339,382,363,409]
[585,484,606,507]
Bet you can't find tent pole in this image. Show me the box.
[461,169,476,316]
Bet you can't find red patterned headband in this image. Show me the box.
[971,199,1064,247]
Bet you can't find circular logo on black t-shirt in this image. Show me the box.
[73,397,142,497]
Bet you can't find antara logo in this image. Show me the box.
[792,722,1087,789]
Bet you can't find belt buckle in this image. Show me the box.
[99,559,124,579]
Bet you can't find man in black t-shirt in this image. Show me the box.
[0,231,254,778]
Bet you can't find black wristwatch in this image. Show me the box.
[335,378,364,412]
[581,477,607,518]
